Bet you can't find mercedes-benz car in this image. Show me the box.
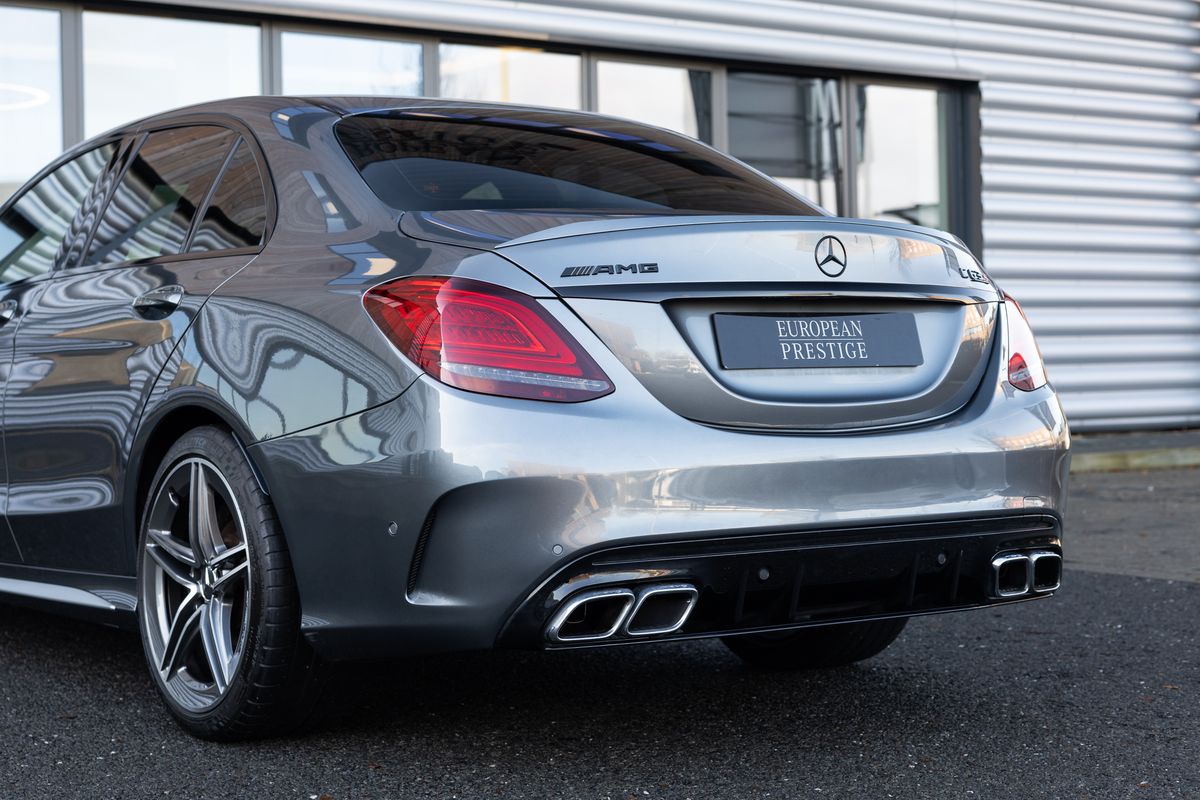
[0,96,1069,740]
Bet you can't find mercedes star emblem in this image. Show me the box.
[814,235,847,277]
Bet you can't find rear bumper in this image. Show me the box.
[250,362,1069,661]
[499,514,1062,649]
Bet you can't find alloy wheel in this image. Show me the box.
[139,457,251,713]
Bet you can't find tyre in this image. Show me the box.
[136,425,325,740]
[722,618,908,670]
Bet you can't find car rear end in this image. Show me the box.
[253,104,1069,660]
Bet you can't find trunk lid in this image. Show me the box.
[405,212,1000,431]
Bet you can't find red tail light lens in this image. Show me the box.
[364,276,614,402]
[1002,292,1048,392]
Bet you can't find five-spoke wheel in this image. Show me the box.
[136,426,326,740]
[140,457,250,711]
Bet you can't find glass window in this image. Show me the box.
[0,6,62,203]
[439,45,581,109]
[86,127,236,266]
[854,84,947,228]
[0,144,118,284]
[281,31,422,95]
[83,12,260,137]
[189,139,267,252]
[596,61,712,143]
[336,111,819,215]
[728,72,842,212]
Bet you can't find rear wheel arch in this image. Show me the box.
[129,400,269,569]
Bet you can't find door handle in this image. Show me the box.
[0,298,18,326]
[132,285,186,315]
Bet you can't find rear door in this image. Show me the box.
[0,140,123,564]
[494,216,1000,431]
[4,125,269,572]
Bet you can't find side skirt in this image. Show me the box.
[0,563,137,629]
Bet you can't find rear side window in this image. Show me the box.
[0,143,118,283]
[335,110,821,215]
[188,139,267,253]
[85,126,236,266]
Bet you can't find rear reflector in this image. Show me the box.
[364,276,613,402]
[1002,292,1048,392]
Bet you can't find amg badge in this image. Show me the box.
[561,262,658,278]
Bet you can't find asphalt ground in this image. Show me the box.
[2,468,1197,800]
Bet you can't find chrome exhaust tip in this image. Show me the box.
[1029,550,1062,593]
[991,553,1032,598]
[625,583,699,636]
[545,587,635,643]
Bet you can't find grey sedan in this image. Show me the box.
[0,96,1069,739]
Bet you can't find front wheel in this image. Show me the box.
[722,618,908,670]
[137,425,325,740]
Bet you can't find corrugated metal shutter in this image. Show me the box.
[144,0,1200,429]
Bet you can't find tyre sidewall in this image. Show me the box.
[136,426,277,735]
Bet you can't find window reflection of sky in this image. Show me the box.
[281,32,422,96]
[596,61,710,141]
[0,6,62,202]
[440,45,581,109]
[82,12,259,138]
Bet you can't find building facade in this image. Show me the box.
[2,0,1198,431]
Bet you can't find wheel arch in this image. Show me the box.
[126,392,270,572]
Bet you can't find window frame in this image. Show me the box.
[435,41,586,111]
[844,75,981,252]
[724,69,844,213]
[272,23,430,97]
[844,76,945,231]
[716,60,979,247]
[60,115,277,276]
[587,52,724,147]
[79,7,263,141]
[0,0,77,151]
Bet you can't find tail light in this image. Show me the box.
[1002,292,1048,392]
[363,276,613,402]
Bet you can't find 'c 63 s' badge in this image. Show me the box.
[814,236,847,277]
[561,262,658,278]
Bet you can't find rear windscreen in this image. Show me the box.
[335,110,822,215]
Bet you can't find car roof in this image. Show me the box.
[102,94,657,139]
[62,94,717,184]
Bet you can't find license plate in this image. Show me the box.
[713,313,923,370]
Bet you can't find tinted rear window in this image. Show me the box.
[189,138,267,253]
[335,110,821,215]
[85,126,236,266]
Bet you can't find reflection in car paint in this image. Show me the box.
[301,170,358,233]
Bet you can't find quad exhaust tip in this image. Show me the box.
[545,587,635,643]
[546,583,699,643]
[1029,550,1062,593]
[991,550,1061,599]
[625,584,699,637]
[992,553,1031,597]
[548,549,1062,642]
